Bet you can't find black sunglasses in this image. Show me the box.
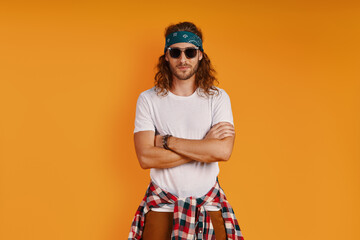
[167,47,199,59]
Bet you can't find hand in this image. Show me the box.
[204,122,235,140]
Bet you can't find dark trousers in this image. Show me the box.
[142,210,227,240]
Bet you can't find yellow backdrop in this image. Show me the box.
[0,0,359,240]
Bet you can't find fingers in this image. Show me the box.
[205,122,235,139]
[217,127,235,135]
[216,128,235,139]
[211,122,234,131]
[211,122,234,134]
[218,130,235,139]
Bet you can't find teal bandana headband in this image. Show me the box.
[164,31,204,54]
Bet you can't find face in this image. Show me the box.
[165,42,203,81]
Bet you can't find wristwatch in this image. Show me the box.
[162,134,172,150]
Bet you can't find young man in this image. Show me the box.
[128,22,245,240]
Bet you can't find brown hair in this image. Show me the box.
[154,21,219,97]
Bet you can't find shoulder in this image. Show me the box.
[139,86,156,97]
[207,86,231,100]
[137,87,158,101]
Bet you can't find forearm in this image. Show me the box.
[134,122,234,169]
[166,136,234,163]
[137,145,193,169]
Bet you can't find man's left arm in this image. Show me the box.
[155,122,235,163]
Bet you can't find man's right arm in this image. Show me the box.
[134,131,193,169]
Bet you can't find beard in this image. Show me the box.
[169,60,200,81]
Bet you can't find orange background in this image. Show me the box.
[0,1,359,240]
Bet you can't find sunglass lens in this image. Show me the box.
[185,49,197,58]
[169,48,181,58]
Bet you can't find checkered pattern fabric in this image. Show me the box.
[128,178,245,240]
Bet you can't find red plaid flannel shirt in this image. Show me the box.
[128,178,245,240]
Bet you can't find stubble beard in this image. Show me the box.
[169,60,200,81]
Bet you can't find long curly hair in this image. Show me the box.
[154,21,219,97]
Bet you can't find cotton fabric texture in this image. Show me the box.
[164,30,204,53]
[134,87,234,212]
[128,178,245,240]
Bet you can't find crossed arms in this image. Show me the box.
[134,122,235,169]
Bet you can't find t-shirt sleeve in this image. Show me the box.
[134,93,155,133]
[212,89,234,127]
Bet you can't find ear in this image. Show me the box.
[199,51,203,61]
[165,52,169,62]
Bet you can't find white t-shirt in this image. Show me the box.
[134,86,234,212]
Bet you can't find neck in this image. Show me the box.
[170,77,197,96]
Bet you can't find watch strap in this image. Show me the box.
[162,134,172,150]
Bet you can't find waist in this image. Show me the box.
[150,161,219,197]
[151,204,221,212]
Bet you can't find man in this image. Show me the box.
[128,22,245,240]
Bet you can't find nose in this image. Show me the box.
[179,51,187,63]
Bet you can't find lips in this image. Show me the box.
[178,66,190,70]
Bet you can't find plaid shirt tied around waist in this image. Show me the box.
[128,178,245,240]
